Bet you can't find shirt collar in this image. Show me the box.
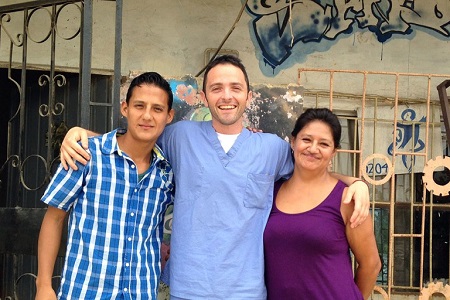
[101,128,170,164]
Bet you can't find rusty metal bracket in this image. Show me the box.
[437,79,450,148]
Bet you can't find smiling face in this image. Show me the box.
[200,63,252,134]
[121,83,174,146]
[291,120,337,173]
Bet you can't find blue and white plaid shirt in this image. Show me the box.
[41,129,174,299]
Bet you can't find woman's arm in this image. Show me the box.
[342,199,381,299]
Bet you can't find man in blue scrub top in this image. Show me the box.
[59,55,370,299]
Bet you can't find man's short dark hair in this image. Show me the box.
[126,72,173,110]
[202,55,249,93]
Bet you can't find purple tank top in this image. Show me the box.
[263,180,364,300]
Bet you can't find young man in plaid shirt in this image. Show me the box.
[35,72,175,299]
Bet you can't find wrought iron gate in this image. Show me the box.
[0,1,122,298]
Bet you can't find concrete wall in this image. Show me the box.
[1,0,450,101]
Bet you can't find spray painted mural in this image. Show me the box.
[121,73,303,140]
[165,75,304,141]
[245,0,450,74]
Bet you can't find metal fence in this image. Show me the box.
[0,1,122,298]
[298,67,450,299]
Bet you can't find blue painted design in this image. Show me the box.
[387,108,426,171]
[244,0,450,74]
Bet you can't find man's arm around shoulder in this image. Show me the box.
[60,127,99,170]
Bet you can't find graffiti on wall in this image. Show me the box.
[121,73,304,139]
[164,75,304,140]
[357,104,442,175]
[386,108,426,172]
[245,0,450,74]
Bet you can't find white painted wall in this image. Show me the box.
[1,0,449,101]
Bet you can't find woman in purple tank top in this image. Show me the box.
[264,108,381,300]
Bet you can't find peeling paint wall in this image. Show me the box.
[121,72,303,140]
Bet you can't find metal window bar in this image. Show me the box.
[298,67,450,298]
[0,1,122,298]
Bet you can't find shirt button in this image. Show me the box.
[134,189,137,192]
[128,237,132,241]
[126,262,130,267]
[124,287,128,292]
[131,165,135,169]
[130,212,135,217]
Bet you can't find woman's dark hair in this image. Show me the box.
[202,55,250,93]
[126,71,173,110]
[292,108,342,149]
